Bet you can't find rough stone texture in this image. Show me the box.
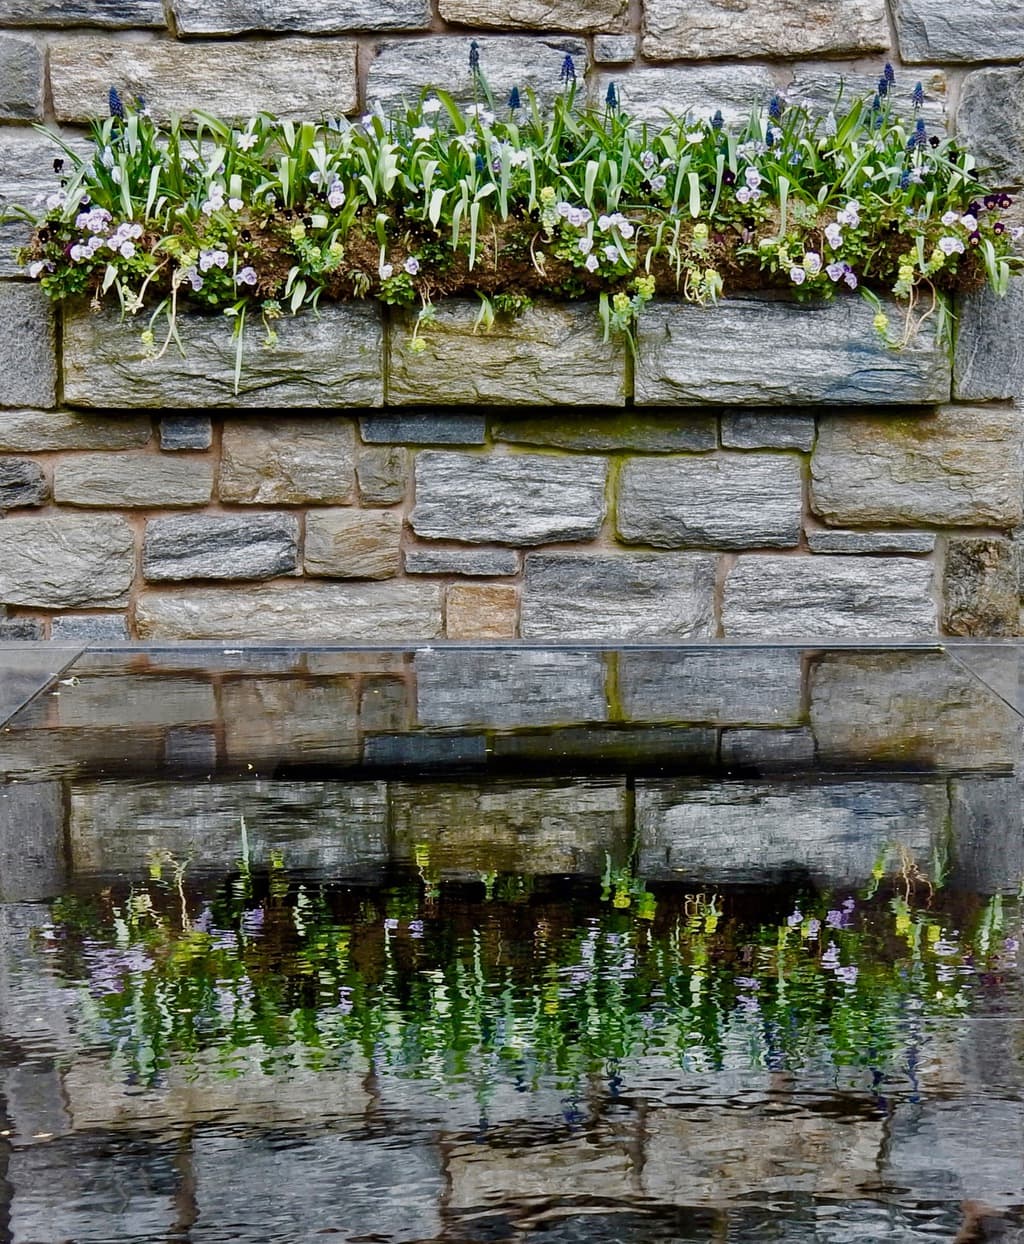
[0,410,151,452]
[720,413,815,452]
[956,68,1024,188]
[367,36,588,112]
[0,284,56,410]
[218,675,363,767]
[522,552,716,640]
[492,724,716,767]
[159,416,212,451]
[642,0,889,61]
[390,302,624,406]
[617,648,804,727]
[143,514,299,582]
[720,727,817,770]
[0,515,133,608]
[494,413,717,452]
[895,0,1024,62]
[0,783,63,901]
[0,130,87,278]
[0,618,43,639]
[617,453,802,549]
[359,414,486,444]
[0,0,164,25]
[594,33,636,61]
[50,38,358,123]
[785,66,948,126]
[446,582,518,638]
[0,458,46,510]
[405,546,518,575]
[411,451,607,545]
[811,407,1023,527]
[807,528,936,554]
[943,536,1019,637]
[439,0,625,33]
[136,583,443,641]
[0,33,42,119]
[220,419,356,504]
[950,775,1024,894]
[954,280,1024,401]
[63,305,381,408]
[173,0,430,35]
[50,615,128,641]
[304,510,402,579]
[54,454,213,508]
[591,65,776,128]
[635,298,949,406]
[723,555,936,638]
[357,447,409,504]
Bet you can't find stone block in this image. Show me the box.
[390,301,625,406]
[0,284,56,410]
[367,35,587,113]
[954,279,1024,401]
[159,416,212,450]
[956,68,1024,188]
[359,676,411,733]
[723,555,936,638]
[806,528,936,554]
[0,515,133,607]
[493,412,716,452]
[594,33,636,61]
[785,66,948,126]
[54,453,213,507]
[0,130,73,278]
[591,65,776,128]
[720,412,815,451]
[0,0,164,24]
[220,675,362,767]
[617,648,804,727]
[522,551,716,640]
[136,582,443,641]
[357,446,409,504]
[63,304,382,408]
[143,513,299,582]
[172,0,430,34]
[47,673,216,730]
[0,410,151,451]
[635,297,949,406]
[220,418,356,504]
[811,407,1023,527]
[446,582,518,638]
[359,414,486,444]
[617,453,802,548]
[720,726,816,770]
[0,33,42,119]
[411,450,607,545]
[50,37,358,122]
[950,775,1024,894]
[304,510,402,579]
[943,536,1019,637]
[50,614,128,641]
[404,546,518,575]
[492,724,717,767]
[439,0,625,31]
[0,782,64,901]
[0,618,43,639]
[0,458,47,510]
[895,0,1024,62]
[363,732,487,768]
[641,0,888,61]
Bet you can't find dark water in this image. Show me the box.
[1,644,1023,1242]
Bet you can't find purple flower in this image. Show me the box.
[826,261,846,281]
[711,109,724,131]
[912,81,925,110]
[605,82,618,109]
[469,40,480,72]
[404,255,420,275]
[789,266,806,285]
[108,86,125,119]
[235,266,258,286]
[560,53,576,85]
[787,909,803,927]
[768,94,784,120]
[508,86,521,110]
[835,964,859,986]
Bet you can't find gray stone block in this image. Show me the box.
[164,725,218,768]
[594,33,636,61]
[522,551,716,640]
[0,284,56,410]
[359,414,486,444]
[950,775,1024,894]
[0,515,134,608]
[304,510,402,579]
[811,406,1023,527]
[0,618,43,639]
[720,413,815,451]
[954,279,1024,401]
[635,297,950,406]
[0,410,151,451]
[404,546,518,576]
[641,0,888,60]
[144,513,299,582]
[494,412,716,452]
[723,555,936,638]
[0,458,47,510]
[439,0,625,31]
[493,725,716,766]
[390,301,625,406]
[806,529,936,554]
[0,33,42,119]
[367,35,588,113]
[136,582,443,641]
[411,450,607,545]
[50,37,357,122]
[63,304,382,408]
[956,67,1024,188]
[785,66,948,127]
[159,416,212,451]
[720,727,816,770]
[220,418,356,504]
[363,732,488,767]
[50,614,129,641]
[591,65,776,128]
[0,0,164,24]
[943,536,1019,637]
[617,453,802,549]
[357,446,409,504]
[54,453,213,507]
[0,130,63,278]
[895,0,1024,62]
[173,0,430,34]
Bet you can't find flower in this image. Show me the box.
[843,268,857,289]
[108,86,125,119]
[836,199,860,226]
[421,97,442,115]
[884,62,896,85]
[824,111,838,137]
[650,174,667,192]
[508,86,521,110]
[787,909,803,927]
[803,251,822,274]
[465,103,495,125]
[327,180,345,209]
[826,260,846,281]
[578,236,593,254]
[912,81,925,109]
[640,150,656,170]
[185,266,203,291]
[379,262,394,279]
[228,197,243,211]
[711,109,724,131]
[469,40,480,72]
[236,131,258,151]
[941,210,958,226]
[119,240,136,259]
[835,964,859,986]
[768,93,784,120]
[235,266,258,285]
[28,260,46,278]
[873,311,890,334]
[744,166,762,189]
[685,131,703,145]
[404,255,420,275]
[198,248,229,272]
[604,244,619,262]
[735,186,757,204]
[605,82,618,109]
[560,53,576,84]
[938,235,965,255]
[824,222,843,248]
[960,213,978,231]
[413,125,432,141]
[584,253,599,271]
[789,265,806,284]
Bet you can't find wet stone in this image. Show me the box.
[50,615,128,641]
[720,412,816,452]
[404,546,519,576]
[357,446,409,504]
[0,515,134,608]
[493,412,717,452]
[0,284,57,410]
[143,513,299,582]
[0,618,43,640]
[220,419,356,505]
[0,33,43,119]
[720,727,817,771]
[956,67,1024,188]
[0,782,64,901]
[943,536,1020,637]
[363,733,488,768]
[806,529,936,555]
[220,675,361,767]
[164,726,218,769]
[159,416,212,451]
[950,775,1024,894]
[359,414,486,445]
[303,510,402,580]
[493,725,717,767]
[0,458,47,510]
[54,454,213,508]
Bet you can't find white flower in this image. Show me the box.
[69,242,89,262]
[421,98,442,114]
[960,213,978,231]
[824,222,843,248]
[941,210,958,226]
[789,265,806,285]
[465,104,495,124]
[618,221,634,239]
[736,186,753,204]
[584,253,599,272]
[119,240,136,259]
[454,133,476,152]
[685,130,703,144]
[604,244,619,262]
[111,167,123,185]
[99,146,115,169]
[824,112,838,137]
[404,256,420,275]
[45,191,66,210]
[836,199,860,226]
[566,206,591,227]
[597,214,612,232]
[379,262,394,280]
[803,251,822,275]
[640,150,656,169]
[507,148,529,168]
[228,197,243,212]
[744,167,762,189]
[413,125,433,141]
[28,260,45,278]
[938,235,965,255]
[128,223,143,239]
[578,236,593,254]
[650,174,667,192]
[236,132,258,151]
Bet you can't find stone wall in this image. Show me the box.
[1,1,1023,639]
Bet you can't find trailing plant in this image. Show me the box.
[7,57,1023,384]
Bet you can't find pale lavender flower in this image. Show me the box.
[578,236,593,254]
[640,150,656,170]
[235,266,258,286]
[789,266,806,284]
[822,941,841,969]
[960,213,979,230]
[327,180,345,209]
[744,167,762,189]
[408,920,424,939]
[787,909,803,926]
[938,236,965,255]
[383,917,399,930]
[228,197,243,211]
[118,240,136,259]
[824,222,843,248]
[584,253,599,272]
[844,269,858,289]
[404,255,420,275]
[650,174,667,192]
[603,244,619,262]
[806,918,821,939]
[835,964,859,986]
[941,210,958,226]
[736,186,754,204]
[836,199,861,226]
[826,261,846,281]
[804,251,822,274]
[379,262,394,280]
[186,266,204,291]
[28,260,46,278]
